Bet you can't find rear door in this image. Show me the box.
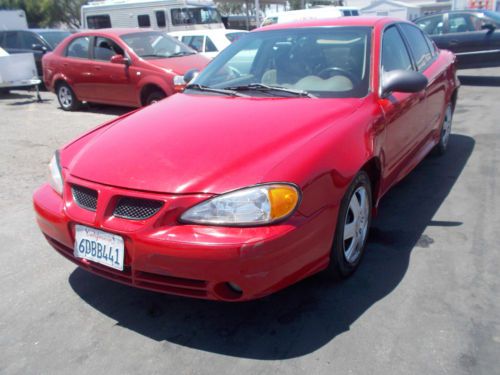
[63,36,96,100]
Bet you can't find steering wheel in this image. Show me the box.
[317,67,361,86]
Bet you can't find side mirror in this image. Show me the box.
[110,54,130,66]
[183,69,200,84]
[481,23,496,34]
[32,44,47,53]
[381,70,428,98]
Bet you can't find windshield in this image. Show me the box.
[171,7,222,26]
[38,31,71,49]
[192,27,371,98]
[483,11,500,24]
[121,31,195,58]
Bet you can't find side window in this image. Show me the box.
[447,13,477,33]
[399,24,433,70]
[94,37,124,61]
[381,25,413,73]
[66,37,90,59]
[205,37,217,52]
[416,14,444,35]
[20,31,42,49]
[156,11,166,27]
[138,14,151,28]
[181,35,203,52]
[87,15,111,29]
[4,32,19,49]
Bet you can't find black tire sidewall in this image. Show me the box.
[436,103,453,155]
[146,91,166,106]
[329,171,372,279]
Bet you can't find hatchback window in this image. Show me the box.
[94,37,124,61]
[138,14,151,28]
[399,24,433,70]
[381,26,413,72]
[67,36,90,59]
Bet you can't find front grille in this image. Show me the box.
[113,197,163,220]
[72,185,98,211]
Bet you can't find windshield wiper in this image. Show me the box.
[140,54,167,58]
[168,51,196,57]
[224,83,316,98]
[184,83,247,97]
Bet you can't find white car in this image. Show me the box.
[169,28,247,58]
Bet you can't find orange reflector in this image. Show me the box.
[268,186,299,220]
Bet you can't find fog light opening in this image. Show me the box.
[227,282,242,293]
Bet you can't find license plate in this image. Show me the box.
[74,225,125,271]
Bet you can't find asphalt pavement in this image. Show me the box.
[0,68,499,375]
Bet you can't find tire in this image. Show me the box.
[56,82,81,111]
[0,88,10,95]
[145,91,166,106]
[435,103,453,155]
[326,171,372,279]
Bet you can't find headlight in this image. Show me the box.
[48,151,63,195]
[180,183,300,226]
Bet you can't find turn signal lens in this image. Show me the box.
[269,186,299,220]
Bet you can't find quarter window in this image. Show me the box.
[205,37,217,52]
[381,26,413,72]
[138,14,151,28]
[87,15,111,29]
[399,24,433,70]
[67,37,90,59]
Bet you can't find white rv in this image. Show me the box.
[81,0,225,31]
[261,6,360,27]
[0,9,28,30]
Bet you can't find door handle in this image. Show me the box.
[449,40,460,46]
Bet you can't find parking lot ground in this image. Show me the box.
[1,68,499,375]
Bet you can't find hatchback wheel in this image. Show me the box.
[327,171,372,279]
[146,91,166,106]
[435,103,453,155]
[57,82,80,111]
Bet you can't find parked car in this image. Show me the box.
[414,10,500,69]
[169,29,247,58]
[0,29,72,78]
[33,17,459,301]
[42,29,210,110]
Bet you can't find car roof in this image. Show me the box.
[258,16,406,31]
[73,28,157,37]
[169,29,247,36]
[414,9,495,20]
[0,28,69,33]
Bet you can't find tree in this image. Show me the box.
[0,0,87,28]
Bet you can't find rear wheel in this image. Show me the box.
[145,91,166,106]
[435,103,453,155]
[56,82,80,111]
[326,171,372,279]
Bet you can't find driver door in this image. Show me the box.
[89,36,137,106]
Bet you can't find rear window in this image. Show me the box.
[87,15,111,29]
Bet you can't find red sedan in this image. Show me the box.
[42,29,210,110]
[34,17,459,301]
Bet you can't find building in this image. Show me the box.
[359,0,450,20]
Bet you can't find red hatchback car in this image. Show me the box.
[42,29,210,110]
[34,18,459,301]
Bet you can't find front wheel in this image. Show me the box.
[56,82,81,111]
[145,91,166,106]
[326,171,372,279]
[435,103,453,155]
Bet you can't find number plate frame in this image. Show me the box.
[74,225,125,271]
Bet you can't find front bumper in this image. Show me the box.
[33,178,334,301]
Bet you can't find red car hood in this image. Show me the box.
[147,54,209,74]
[65,94,363,194]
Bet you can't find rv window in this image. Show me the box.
[171,7,221,26]
[352,10,359,16]
[156,11,166,27]
[138,15,151,28]
[87,15,111,29]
